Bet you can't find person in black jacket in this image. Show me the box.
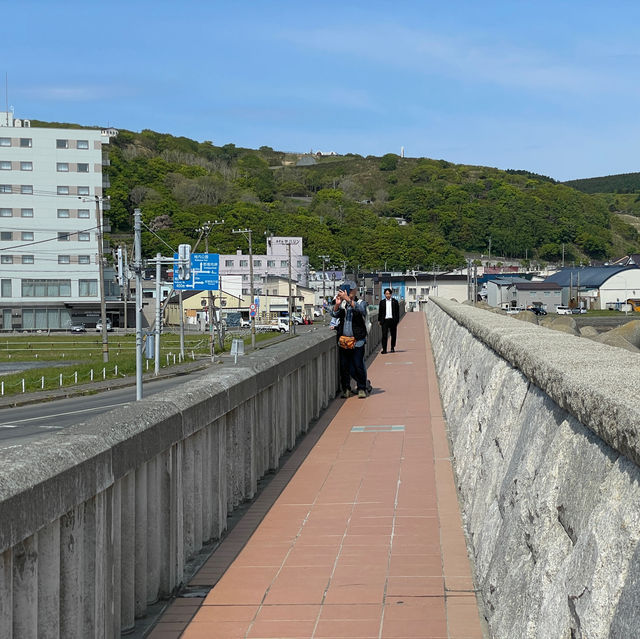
[331,284,368,398]
[378,288,400,353]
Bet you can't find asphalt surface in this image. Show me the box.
[0,326,321,449]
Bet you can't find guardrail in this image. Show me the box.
[0,330,343,638]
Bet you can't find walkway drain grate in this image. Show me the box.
[351,425,405,433]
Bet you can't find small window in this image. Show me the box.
[20,138,32,148]
[1,279,11,297]
[77,163,89,172]
[76,139,89,149]
[0,161,11,170]
[267,260,275,268]
[1,255,13,264]
[77,186,90,195]
[20,162,32,171]
[57,186,69,195]
[0,138,10,147]
[0,208,12,217]
[77,209,90,218]
[280,260,288,268]
[239,260,248,267]
[21,185,33,194]
[224,260,234,267]
[78,232,90,241]
[78,255,90,264]
[57,209,70,218]
[21,208,33,217]
[56,163,69,172]
[56,139,68,149]
[1,231,12,241]
[22,255,34,264]
[254,260,262,267]
[297,260,302,267]
[58,255,70,264]
[57,232,70,241]
[0,185,12,193]
[21,232,34,241]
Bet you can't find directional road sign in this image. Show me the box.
[173,253,220,291]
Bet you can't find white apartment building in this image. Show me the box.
[0,112,117,330]
[219,235,309,296]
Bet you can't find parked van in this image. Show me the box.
[555,306,572,315]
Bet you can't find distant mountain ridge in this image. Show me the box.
[564,172,640,194]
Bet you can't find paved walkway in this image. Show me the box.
[149,313,485,638]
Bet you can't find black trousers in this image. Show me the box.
[381,319,397,351]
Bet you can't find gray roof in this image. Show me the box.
[514,282,561,291]
[488,276,531,285]
[544,266,639,288]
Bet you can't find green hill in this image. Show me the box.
[564,172,640,194]
[31,122,637,270]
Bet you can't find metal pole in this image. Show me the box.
[154,252,161,376]
[248,231,255,349]
[179,291,184,358]
[123,246,129,331]
[134,208,143,400]
[95,196,109,363]
[288,242,294,334]
[319,255,329,313]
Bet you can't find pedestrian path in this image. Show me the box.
[149,312,485,638]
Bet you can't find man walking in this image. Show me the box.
[378,287,399,353]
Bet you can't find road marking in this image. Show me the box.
[0,403,129,427]
[351,425,405,433]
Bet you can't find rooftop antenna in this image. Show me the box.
[5,72,8,126]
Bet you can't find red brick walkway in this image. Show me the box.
[149,312,485,638]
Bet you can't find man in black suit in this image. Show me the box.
[378,287,400,353]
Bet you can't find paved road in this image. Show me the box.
[0,325,322,450]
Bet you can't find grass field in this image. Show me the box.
[0,329,277,397]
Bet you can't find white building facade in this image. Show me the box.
[0,112,115,329]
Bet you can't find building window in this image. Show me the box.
[1,255,13,264]
[58,255,70,264]
[21,232,34,241]
[0,138,10,147]
[79,279,98,297]
[1,232,12,241]
[280,260,288,268]
[77,163,89,173]
[239,259,248,267]
[56,139,68,149]
[77,209,90,218]
[21,208,33,217]
[77,186,90,195]
[21,185,33,194]
[408,287,416,296]
[22,255,34,264]
[20,162,32,171]
[77,140,89,149]
[0,161,11,170]
[267,260,275,268]
[57,186,69,195]
[20,138,32,148]
[78,232,90,241]
[22,279,72,297]
[78,255,90,264]
[1,279,11,297]
[57,209,70,218]
[224,260,234,267]
[297,260,302,267]
[56,163,69,172]
[254,260,262,267]
[0,185,12,193]
[0,208,12,217]
[57,232,70,241]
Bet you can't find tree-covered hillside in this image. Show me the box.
[88,128,640,269]
[564,172,640,195]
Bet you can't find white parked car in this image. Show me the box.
[555,306,572,315]
[95,319,112,331]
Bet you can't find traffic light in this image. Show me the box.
[178,244,191,280]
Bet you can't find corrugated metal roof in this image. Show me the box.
[544,266,639,287]
[514,282,562,290]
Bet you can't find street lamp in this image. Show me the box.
[232,228,255,348]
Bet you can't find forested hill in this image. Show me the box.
[33,121,639,269]
[564,173,640,195]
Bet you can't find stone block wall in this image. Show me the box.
[428,298,640,639]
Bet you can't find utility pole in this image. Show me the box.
[288,242,295,334]
[134,208,143,400]
[488,237,492,265]
[196,220,224,355]
[87,195,110,362]
[319,254,330,313]
[232,228,255,348]
[155,252,161,376]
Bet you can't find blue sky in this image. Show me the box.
[6,0,640,181]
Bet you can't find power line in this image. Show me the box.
[0,224,99,251]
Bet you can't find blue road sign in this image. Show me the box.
[173,253,220,290]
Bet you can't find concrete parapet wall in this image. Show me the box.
[427,297,640,639]
[0,330,342,638]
